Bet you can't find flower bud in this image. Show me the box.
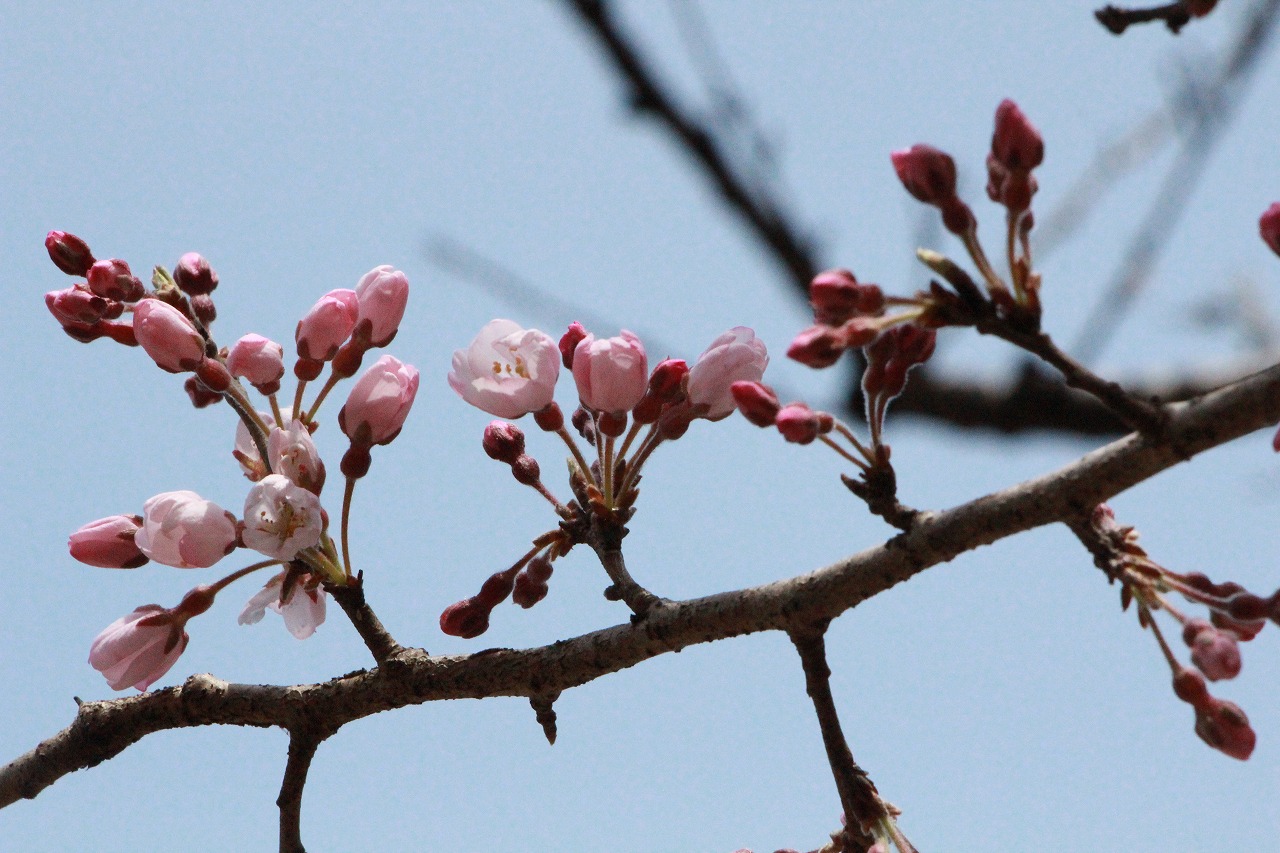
[338,354,420,446]
[87,258,145,302]
[731,381,782,427]
[45,230,96,276]
[990,99,1043,172]
[1260,202,1280,257]
[687,328,769,421]
[135,490,238,568]
[810,269,883,326]
[227,333,285,394]
[174,252,219,296]
[1184,620,1242,681]
[46,286,109,326]
[295,289,358,362]
[89,605,189,691]
[787,325,844,369]
[68,515,148,568]
[891,144,958,205]
[354,265,409,347]
[573,330,648,414]
[483,421,526,464]
[776,403,820,444]
[1194,697,1255,760]
[439,599,491,639]
[559,321,588,369]
[133,298,206,373]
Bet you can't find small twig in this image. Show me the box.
[530,692,561,745]
[593,546,664,617]
[981,322,1166,434]
[1095,2,1193,35]
[277,728,328,853]
[790,626,885,853]
[329,576,406,665]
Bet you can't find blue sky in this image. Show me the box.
[4,3,1280,851]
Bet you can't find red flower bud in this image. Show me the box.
[990,99,1043,172]
[45,230,95,276]
[731,381,781,427]
[891,145,958,205]
[174,252,219,296]
[1260,202,1280,257]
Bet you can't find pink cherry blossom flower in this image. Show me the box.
[269,419,326,494]
[226,333,285,392]
[135,490,238,568]
[338,354,419,446]
[449,319,561,419]
[68,515,148,569]
[687,327,769,421]
[295,289,359,362]
[241,474,324,561]
[89,605,188,691]
[354,265,409,348]
[573,330,648,414]
[133,298,207,373]
[238,572,327,639]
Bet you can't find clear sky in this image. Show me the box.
[3,3,1280,851]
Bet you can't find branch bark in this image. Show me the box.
[4,360,1279,809]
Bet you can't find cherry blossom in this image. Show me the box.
[448,319,560,419]
[226,333,285,392]
[133,299,206,373]
[339,355,419,446]
[238,572,327,640]
[572,329,648,414]
[241,474,324,561]
[135,490,238,568]
[354,265,409,348]
[68,515,147,569]
[88,605,188,691]
[686,327,768,420]
[269,419,326,494]
[295,289,358,362]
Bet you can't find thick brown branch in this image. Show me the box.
[791,627,882,853]
[5,361,1279,808]
[278,728,328,853]
[593,546,664,617]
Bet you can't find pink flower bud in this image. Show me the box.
[559,321,588,369]
[449,319,561,419]
[45,230,96,276]
[731,381,782,427]
[268,419,326,494]
[227,333,285,393]
[1194,697,1256,760]
[483,421,526,464]
[787,325,844,369]
[68,515,148,568]
[891,144,959,205]
[354,265,409,348]
[133,298,207,373]
[135,490,238,568]
[1184,620,1242,681]
[46,286,109,326]
[1260,202,1280,257]
[242,474,324,561]
[776,402,821,444]
[86,258,144,302]
[174,252,219,296]
[687,327,769,421]
[339,354,420,445]
[573,330,648,414]
[295,289,359,362]
[238,571,327,639]
[990,99,1043,172]
[89,605,189,691]
[810,269,884,326]
[440,598,492,638]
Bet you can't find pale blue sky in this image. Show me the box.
[3,3,1280,851]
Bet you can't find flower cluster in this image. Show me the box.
[48,232,417,691]
[443,320,768,634]
[1089,504,1280,760]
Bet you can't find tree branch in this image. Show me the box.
[278,728,329,853]
[329,577,405,665]
[5,361,1279,808]
[791,626,883,853]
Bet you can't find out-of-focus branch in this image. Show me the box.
[1073,0,1280,362]
[5,359,1279,808]
[560,0,821,295]
[1095,2,1198,34]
